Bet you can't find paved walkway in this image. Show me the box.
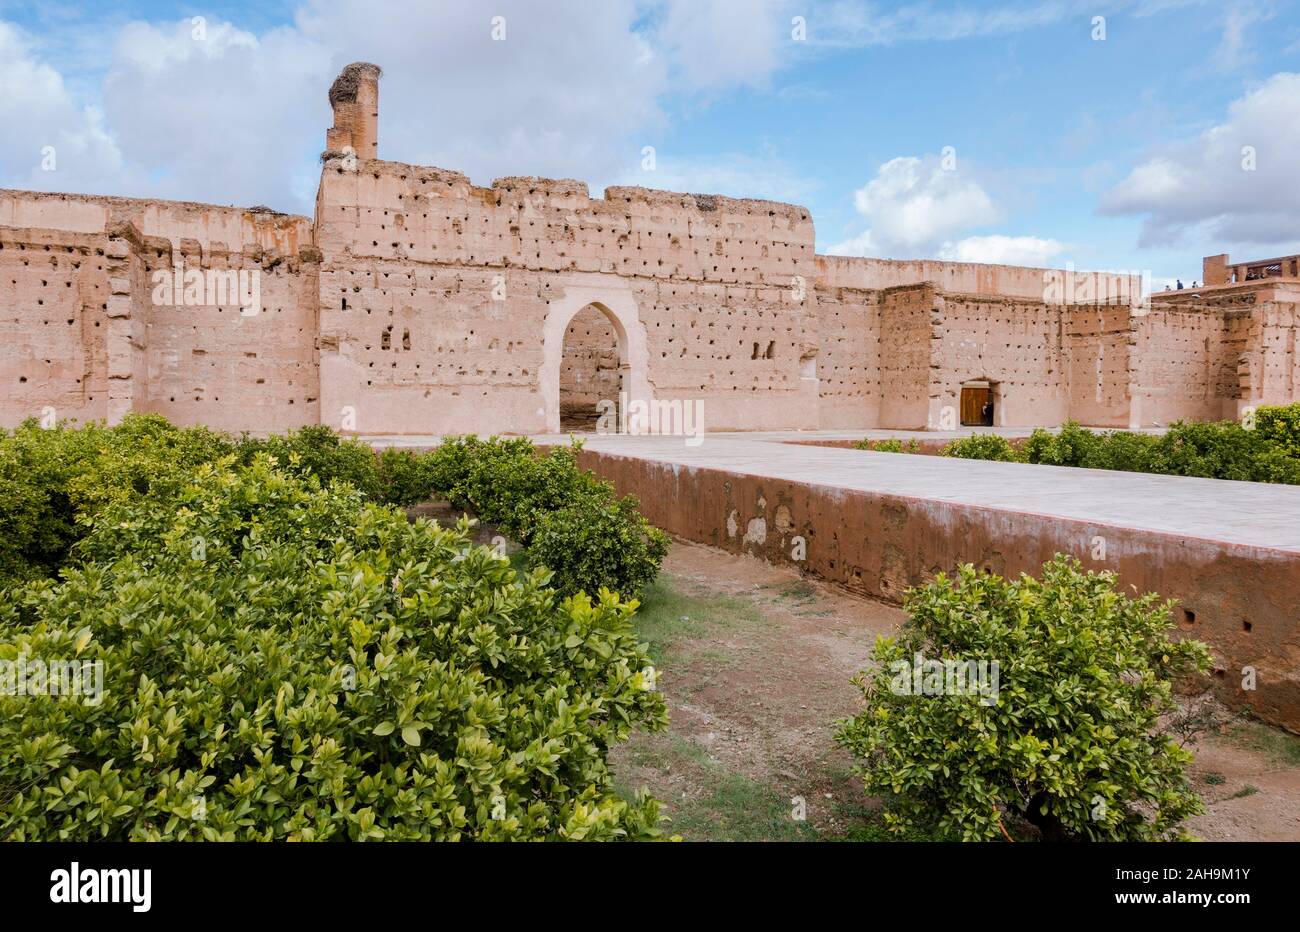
[575,434,1300,553]
[365,428,1299,552]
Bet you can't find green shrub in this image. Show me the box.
[376,447,440,507]
[1020,422,1096,467]
[853,438,920,453]
[239,425,382,500]
[1086,429,1159,473]
[950,410,1300,485]
[835,556,1211,841]
[531,496,670,601]
[423,438,667,599]
[1,457,668,841]
[426,436,546,532]
[1256,402,1300,458]
[1145,420,1265,481]
[939,434,1020,462]
[1021,422,1159,473]
[0,415,238,587]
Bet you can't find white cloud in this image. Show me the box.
[1212,0,1274,71]
[827,154,998,257]
[1100,72,1300,248]
[827,154,1072,265]
[654,0,792,91]
[938,234,1065,266]
[0,21,126,193]
[4,1,798,212]
[100,19,333,207]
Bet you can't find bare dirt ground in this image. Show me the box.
[612,540,1300,842]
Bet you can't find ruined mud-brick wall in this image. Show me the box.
[1149,283,1300,417]
[560,304,620,413]
[810,256,882,428]
[1243,301,1300,408]
[313,159,818,435]
[134,236,321,435]
[875,284,935,429]
[1063,304,1135,427]
[932,294,1073,427]
[0,190,319,433]
[1128,305,1236,426]
[829,255,1140,301]
[0,222,111,427]
[815,251,1158,429]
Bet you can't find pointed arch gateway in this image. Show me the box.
[540,285,651,434]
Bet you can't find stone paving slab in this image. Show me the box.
[577,434,1300,553]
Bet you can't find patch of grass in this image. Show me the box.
[832,814,953,842]
[623,734,830,841]
[667,770,821,842]
[1202,772,1226,786]
[1225,718,1300,767]
[1229,785,1260,800]
[776,580,818,605]
[632,575,766,665]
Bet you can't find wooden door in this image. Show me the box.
[960,386,991,426]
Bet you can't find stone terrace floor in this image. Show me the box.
[365,427,1298,553]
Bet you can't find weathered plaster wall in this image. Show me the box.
[1064,304,1134,428]
[0,224,111,426]
[817,254,1138,301]
[1246,301,1300,409]
[932,294,1071,427]
[313,159,819,435]
[1130,305,1235,427]
[0,189,318,433]
[875,284,934,429]
[812,280,881,428]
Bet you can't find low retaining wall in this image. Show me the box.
[575,446,1300,733]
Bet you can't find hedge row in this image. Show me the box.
[1,419,669,840]
[0,418,668,601]
[934,403,1300,484]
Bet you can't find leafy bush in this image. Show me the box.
[853,438,920,453]
[1085,429,1160,473]
[1020,422,1160,473]
[946,404,1300,485]
[939,434,1019,462]
[1,457,668,841]
[531,497,669,601]
[238,425,382,500]
[836,556,1211,841]
[1257,403,1300,457]
[1020,422,1096,467]
[375,447,441,507]
[1144,420,1268,482]
[0,415,237,587]
[1,416,667,608]
[423,438,667,599]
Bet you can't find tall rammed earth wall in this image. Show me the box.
[311,159,820,435]
[0,189,319,434]
[3,171,1297,435]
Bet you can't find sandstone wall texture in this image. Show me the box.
[1,190,318,433]
[3,63,1298,436]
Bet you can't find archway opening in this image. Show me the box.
[960,379,997,426]
[560,304,624,431]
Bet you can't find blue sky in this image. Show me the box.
[3,0,1299,284]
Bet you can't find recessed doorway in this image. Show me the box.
[960,380,996,426]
